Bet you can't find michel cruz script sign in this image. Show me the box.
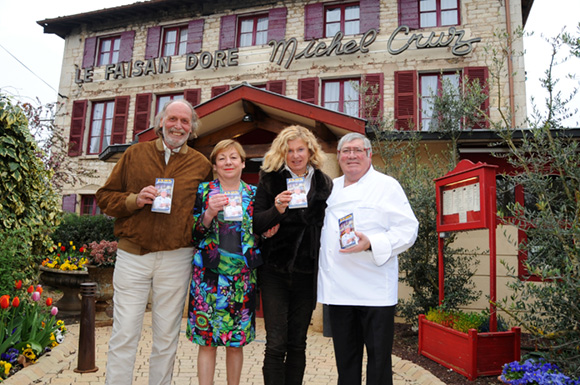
[75,25,481,84]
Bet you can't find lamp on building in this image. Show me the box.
[242,113,254,122]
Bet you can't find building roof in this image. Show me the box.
[37,0,536,39]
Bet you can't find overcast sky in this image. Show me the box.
[0,0,578,127]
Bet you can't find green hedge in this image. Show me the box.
[50,213,116,247]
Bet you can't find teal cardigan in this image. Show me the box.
[191,179,262,269]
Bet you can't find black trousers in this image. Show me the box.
[260,265,316,385]
[328,305,396,385]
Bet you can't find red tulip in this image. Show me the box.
[0,295,10,309]
[27,285,34,294]
[46,297,53,307]
[61,246,66,252]
[12,297,20,307]
[35,285,43,294]
[15,280,22,290]
[79,247,85,253]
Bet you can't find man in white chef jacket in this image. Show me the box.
[318,133,419,385]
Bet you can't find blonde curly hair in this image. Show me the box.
[261,125,325,172]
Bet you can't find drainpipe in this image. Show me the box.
[505,0,516,128]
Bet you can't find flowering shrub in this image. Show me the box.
[41,241,88,271]
[501,359,580,385]
[0,280,66,380]
[84,240,117,267]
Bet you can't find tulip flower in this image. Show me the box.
[15,280,22,290]
[0,295,9,309]
[35,285,43,294]
[46,297,53,307]
[27,285,34,293]
[32,291,41,301]
[12,296,20,307]
[51,306,58,316]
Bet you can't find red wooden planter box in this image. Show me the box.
[418,314,521,380]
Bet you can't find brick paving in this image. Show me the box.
[4,312,445,385]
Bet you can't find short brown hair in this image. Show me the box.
[209,139,246,165]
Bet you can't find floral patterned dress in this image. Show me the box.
[186,180,261,347]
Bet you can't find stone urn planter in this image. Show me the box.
[39,266,89,314]
[86,265,115,316]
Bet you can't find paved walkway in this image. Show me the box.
[4,311,445,385]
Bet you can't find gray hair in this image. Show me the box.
[337,133,372,152]
[154,99,200,140]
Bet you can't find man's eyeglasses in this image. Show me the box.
[339,147,370,156]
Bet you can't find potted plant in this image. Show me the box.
[418,307,521,380]
[83,240,117,314]
[39,242,89,313]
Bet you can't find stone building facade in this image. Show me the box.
[39,0,534,320]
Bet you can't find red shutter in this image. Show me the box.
[394,71,417,130]
[184,88,202,106]
[82,37,97,69]
[398,0,420,29]
[362,73,383,121]
[360,0,381,33]
[68,100,87,156]
[464,67,490,129]
[219,15,237,50]
[145,26,161,59]
[304,3,324,40]
[111,96,130,144]
[187,19,204,54]
[133,93,152,139]
[298,78,318,105]
[268,7,287,42]
[211,85,230,98]
[62,194,77,213]
[266,80,286,95]
[118,31,135,62]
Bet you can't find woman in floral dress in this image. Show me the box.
[186,139,265,385]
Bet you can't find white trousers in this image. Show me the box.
[105,247,193,385]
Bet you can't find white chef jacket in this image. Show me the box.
[317,166,419,307]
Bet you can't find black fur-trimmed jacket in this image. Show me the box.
[254,167,333,274]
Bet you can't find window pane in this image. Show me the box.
[111,51,119,64]
[345,20,359,35]
[442,0,458,9]
[441,10,458,26]
[326,8,341,22]
[239,34,253,47]
[257,17,269,32]
[420,13,437,28]
[178,29,188,55]
[421,75,438,97]
[166,30,177,44]
[113,38,121,51]
[240,19,254,33]
[256,31,268,45]
[324,82,340,103]
[326,23,340,37]
[344,81,360,117]
[345,6,360,20]
[420,0,436,11]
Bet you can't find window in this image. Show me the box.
[82,32,135,69]
[420,72,460,131]
[323,78,360,117]
[419,0,459,28]
[238,15,269,47]
[219,8,287,50]
[98,36,122,66]
[325,3,360,37]
[88,101,115,155]
[394,67,488,131]
[156,94,184,115]
[81,195,101,216]
[162,26,188,56]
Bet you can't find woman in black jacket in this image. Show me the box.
[254,125,333,385]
